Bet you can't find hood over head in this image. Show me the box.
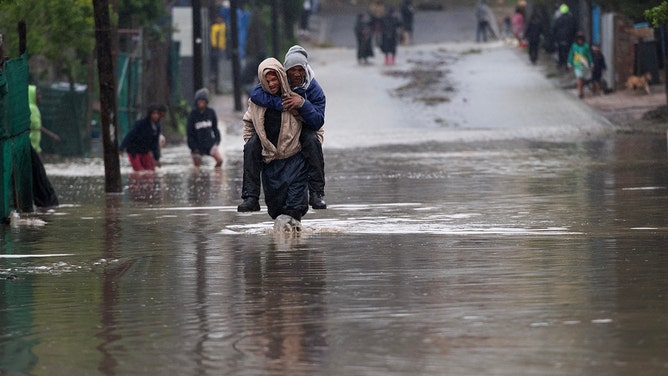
[194,88,209,103]
[257,57,292,97]
[283,45,316,90]
[147,103,167,116]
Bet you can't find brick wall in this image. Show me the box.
[613,15,634,90]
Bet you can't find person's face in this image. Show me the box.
[196,98,207,110]
[266,73,280,95]
[576,37,584,45]
[150,110,164,123]
[286,65,306,87]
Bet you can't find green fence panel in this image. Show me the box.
[39,84,90,157]
[0,54,33,221]
[117,53,141,139]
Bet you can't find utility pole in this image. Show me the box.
[93,0,122,193]
[192,0,204,92]
[230,0,242,111]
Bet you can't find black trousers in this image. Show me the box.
[528,41,539,63]
[241,128,325,199]
[557,41,570,67]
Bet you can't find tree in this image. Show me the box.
[0,0,94,83]
[644,1,668,28]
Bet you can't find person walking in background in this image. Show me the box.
[239,45,327,212]
[242,58,309,222]
[210,15,227,93]
[511,6,525,46]
[400,0,414,45]
[380,8,402,65]
[119,103,166,171]
[524,13,542,64]
[589,44,607,96]
[368,0,386,48]
[186,88,223,168]
[552,3,576,71]
[28,85,61,155]
[567,31,593,99]
[475,0,491,43]
[299,0,312,36]
[355,13,374,64]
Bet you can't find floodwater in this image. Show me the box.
[3,8,668,372]
[2,133,668,375]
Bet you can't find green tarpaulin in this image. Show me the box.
[0,54,33,221]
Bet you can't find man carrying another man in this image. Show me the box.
[238,45,327,212]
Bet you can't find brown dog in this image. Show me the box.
[626,72,652,95]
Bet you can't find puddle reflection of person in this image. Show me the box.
[237,240,328,365]
[241,58,309,222]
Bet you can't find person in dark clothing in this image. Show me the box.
[368,0,386,48]
[119,103,166,171]
[589,44,607,96]
[552,4,576,70]
[400,0,414,45]
[186,88,223,168]
[524,13,542,64]
[355,13,374,64]
[380,8,402,65]
[242,58,309,221]
[238,45,327,212]
[31,146,59,208]
[476,0,491,43]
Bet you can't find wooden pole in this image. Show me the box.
[192,0,203,92]
[93,0,122,193]
[18,21,26,56]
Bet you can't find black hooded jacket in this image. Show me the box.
[186,107,221,154]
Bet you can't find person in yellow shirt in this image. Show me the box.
[210,15,227,92]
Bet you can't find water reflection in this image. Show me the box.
[96,195,129,375]
[233,238,328,373]
[0,270,38,373]
[127,172,163,204]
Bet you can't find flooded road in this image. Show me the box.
[3,6,668,374]
[2,133,668,375]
